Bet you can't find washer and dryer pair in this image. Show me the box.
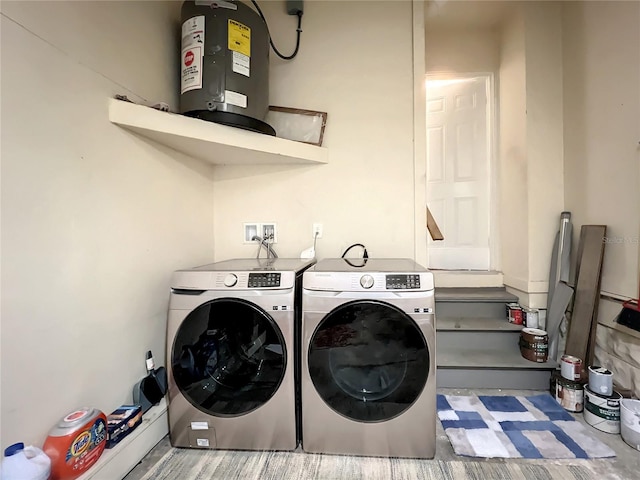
[166,257,436,458]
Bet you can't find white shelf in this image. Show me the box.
[108,99,328,166]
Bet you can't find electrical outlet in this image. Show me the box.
[286,0,303,15]
[313,223,323,239]
[262,223,277,243]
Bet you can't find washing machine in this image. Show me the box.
[301,258,436,458]
[167,257,315,451]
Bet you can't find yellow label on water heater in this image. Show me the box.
[228,19,251,57]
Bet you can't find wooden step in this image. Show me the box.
[437,346,557,369]
[433,286,552,389]
[435,287,519,303]
[435,287,519,318]
[437,368,555,390]
[436,317,523,351]
[437,317,522,331]
[437,346,557,390]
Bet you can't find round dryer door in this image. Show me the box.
[171,298,286,417]
[308,300,430,422]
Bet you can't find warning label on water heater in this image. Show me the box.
[181,16,205,94]
[232,51,250,77]
[228,19,251,57]
[182,16,205,51]
[224,90,247,109]
[181,46,203,94]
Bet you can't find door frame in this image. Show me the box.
[412,3,500,271]
[412,0,428,267]
[424,72,499,271]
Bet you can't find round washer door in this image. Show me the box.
[171,297,286,417]
[308,300,430,422]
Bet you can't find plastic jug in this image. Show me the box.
[43,408,107,480]
[0,442,51,480]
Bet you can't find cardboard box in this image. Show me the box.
[106,405,142,448]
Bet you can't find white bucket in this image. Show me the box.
[620,399,640,451]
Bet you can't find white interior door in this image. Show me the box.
[426,76,491,270]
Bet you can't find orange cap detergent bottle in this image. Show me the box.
[43,408,107,480]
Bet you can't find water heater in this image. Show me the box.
[180,1,274,135]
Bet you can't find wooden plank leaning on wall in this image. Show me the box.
[565,225,607,368]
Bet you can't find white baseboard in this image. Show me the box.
[76,398,168,480]
[506,289,548,310]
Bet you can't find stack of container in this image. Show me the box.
[553,355,586,413]
[506,302,540,329]
[584,366,622,434]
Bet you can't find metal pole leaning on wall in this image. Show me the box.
[547,212,574,362]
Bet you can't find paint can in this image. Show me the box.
[555,376,584,413]
[560,355,583,381]
[584,386,622,434]
[508,304,524,325]
[519,328,548,362]
[524,308,539,329]
[588,366,614,397]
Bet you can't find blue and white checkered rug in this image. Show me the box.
[437,393,616,459]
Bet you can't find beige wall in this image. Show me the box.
[212,1,416,261]
[562,0,640,395]
[498,8,529,290]
[563,1,639,300]
[523,2,564,300]
[425,28,500,74]
[1,1,215,448]
[498,3,565,308]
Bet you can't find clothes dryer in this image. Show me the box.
[301,258,436,458]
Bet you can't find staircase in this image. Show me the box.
[436,286,558,390]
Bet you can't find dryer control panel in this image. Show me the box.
[385,274,421,290]
[304,271,434,292]
[248,272,281,288]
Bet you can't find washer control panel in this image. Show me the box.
[248,272,281,288]
[385,274,421,290]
